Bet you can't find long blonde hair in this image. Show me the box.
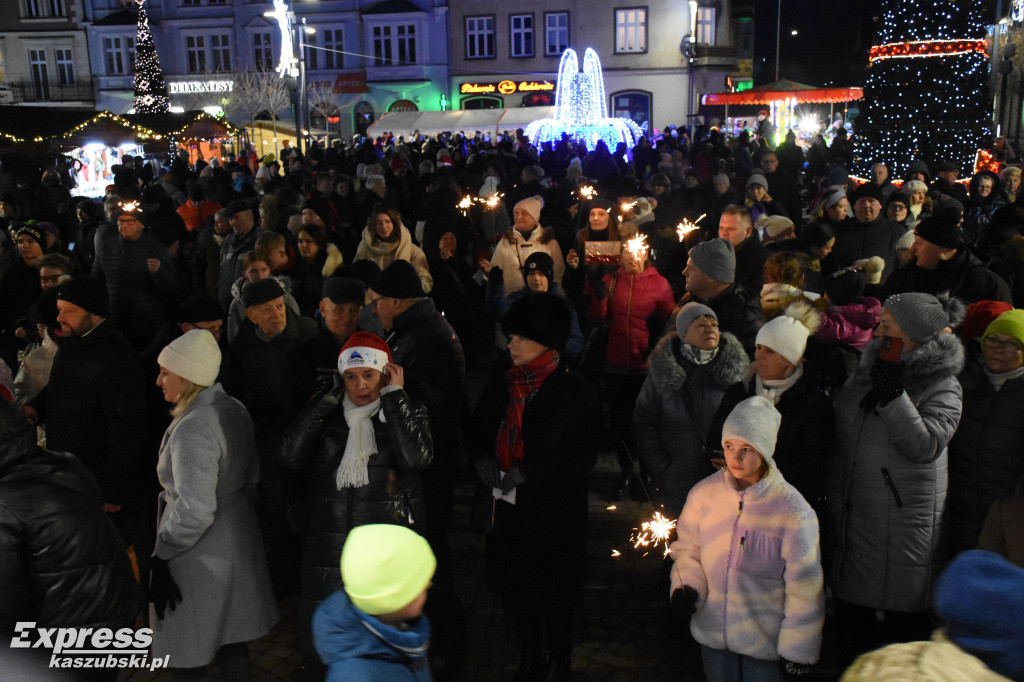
[170,381,205,417]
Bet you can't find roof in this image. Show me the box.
[0,108,237,147]
[701,79,863,106]
[361,0,425,14]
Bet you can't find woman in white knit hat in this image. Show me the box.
[150,329,279,679]
[480,195,565,295]
[669,396,825,682]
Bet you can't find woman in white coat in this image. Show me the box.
[150,329,279,680]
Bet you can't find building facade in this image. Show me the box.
[447,0,751,134]
[0,0,95,106]
[83,0,449,138]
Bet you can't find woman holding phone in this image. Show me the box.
[827,292,965,666]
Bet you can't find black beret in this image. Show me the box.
[242,278,286,308]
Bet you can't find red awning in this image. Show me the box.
[701,79,863,106]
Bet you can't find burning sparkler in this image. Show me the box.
[676,214,706,241]
[620,200,638,215]
[629,511,677,558]
[482,193,503,210]
[457,195,473,215]
[579,185,596,200]
[120,200,140,213]
[625,234,648,258]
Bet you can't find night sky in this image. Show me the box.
[752,0,1001,88]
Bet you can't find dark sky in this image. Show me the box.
[752,0,1001,87]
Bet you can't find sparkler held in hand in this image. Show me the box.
[676,214,706,241]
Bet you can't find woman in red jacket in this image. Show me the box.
[587,238,676,498]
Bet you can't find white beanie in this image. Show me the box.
[722,396,781,462]
[755,301,822,366]
[157,329,221,387]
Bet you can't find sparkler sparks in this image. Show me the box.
[610,549,622,558]
[483,193,503,210]
[457,195,473,214]
[620,200,638,214]
[625,234,648,258]
[120,200,140,213]
[579,185,596,200]
[676,214,706,241]
[629,511,677,558]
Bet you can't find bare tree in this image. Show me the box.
[306,81,343,148]
[233,69,293,155]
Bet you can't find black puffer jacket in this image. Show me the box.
[277,387,433,627]
[0,403,143,634]
[948,361,1024,554]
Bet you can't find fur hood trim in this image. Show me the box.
[504,226,555,245]
[857,331,965,393]
[646,330,748,397]
[321,242,344,277]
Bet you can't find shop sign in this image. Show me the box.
[333,72,370,94]
[168,79,234,94]
[389,99,418,112]
[460,80,555,95]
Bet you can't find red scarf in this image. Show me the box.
[495,349,561,471]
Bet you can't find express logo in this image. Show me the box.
[11,622,169,671]
[347,350,365,365]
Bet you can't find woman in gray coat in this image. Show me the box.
[150,329,279,679]
[827,292,965,666]
[633,303,748,519]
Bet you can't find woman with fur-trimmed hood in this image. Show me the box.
[828,292,966,665]
[707,300,835,513]
[483,195,565,294]
[633,302,748,518]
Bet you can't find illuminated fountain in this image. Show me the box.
[525,48,645,150]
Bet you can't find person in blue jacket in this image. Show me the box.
[313,524,436,681]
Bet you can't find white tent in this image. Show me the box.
[367,107,554,139]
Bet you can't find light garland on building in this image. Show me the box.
[0,111,238,145]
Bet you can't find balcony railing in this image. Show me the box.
[5,79,95,103]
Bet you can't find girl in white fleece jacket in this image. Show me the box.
[669,396,824,682]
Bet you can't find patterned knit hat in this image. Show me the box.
[884,292,966,345]
[157,329,221,387]
[337,331,392,374]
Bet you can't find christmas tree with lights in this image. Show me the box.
[852,0,991,177]
[133,0,169,113]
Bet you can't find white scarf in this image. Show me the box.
[336,394,382,490]
[986,366,1024,391]
[754,364,804,405]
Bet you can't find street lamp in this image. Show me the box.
[265,1,315,155]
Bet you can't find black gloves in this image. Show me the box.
[860,360,904,413]
[475,458,502,488]
[500,466,527,494]
[149,556,182,620]
[670,586,699,620]
[488,266,504,285]
[780,657,813,679]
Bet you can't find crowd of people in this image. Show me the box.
[2,123,1024,682]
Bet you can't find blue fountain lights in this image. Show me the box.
[525,48,644,151]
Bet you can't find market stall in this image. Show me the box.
[366,106,555,140]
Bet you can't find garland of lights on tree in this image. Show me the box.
[133,0,170,113]
[852,0,990,177]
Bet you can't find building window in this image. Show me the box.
[186,36,206,73]
[48,0,64,16]
[23,0,65,17]
[103,36,135,75]
[465,16,494,60]
[612,91,651,129]
[304,32,318,70]
[55,48,74,85]
[183,0,200,5]
[736,18,753,58]
[29,49,49,100]
[0,46,6,85]
[211,34,231,72]
[208,0,226,5]
[372,24,415,66]
[323,29,343,69]
[696,6,715,44]
[614,7,647,53]
[462,95,502,110]
[544,12,568,56]
[254,32,273,71]
[510,14,534,58]
[24,0,41,17]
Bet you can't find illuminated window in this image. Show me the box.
[544,12,568,56]
[466,16,495,59]
[510,14,534,58]
[615,7,647,53]
[696,7,715,45]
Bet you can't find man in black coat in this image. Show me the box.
[718,204,770,295]
[677,238,765,357]
[827,182,906,285]
[369,260,467,678]
[0,397,142,642]
[886,204,1012,305]
[293,277,364,399]
[215,200,259,309]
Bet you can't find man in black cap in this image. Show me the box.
[932,161,968,203]
[826,182,906,286]
[369,259,467,676]
[215,200,259,309]
[885,203,1011,304]
[293,276,365,397]
[27,276,148,557]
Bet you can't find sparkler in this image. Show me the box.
[579,185,596,200]
[676,214,706,241]
[629,511,678,558]
[120,200,140,213]
[620,200,638,214]
[457,195,473,215]
[625,234,648,258]
[483,193,503,210]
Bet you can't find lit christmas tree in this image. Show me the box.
[852,0,991,177]
[133,0,169,113]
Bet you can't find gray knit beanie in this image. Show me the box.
[675,302,717,340]
[722,396,781,463]
[688,238,735,284]
[884,292,966,345]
